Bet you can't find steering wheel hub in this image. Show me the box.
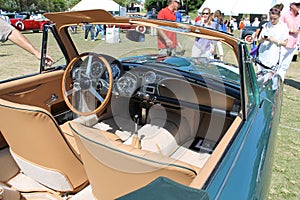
[79,75,92,90]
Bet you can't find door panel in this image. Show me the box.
[0,70,65,113]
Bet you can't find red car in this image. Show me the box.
[7,13,51,32]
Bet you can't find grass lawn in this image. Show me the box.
[268,60,300,200]
[0,29,299,199]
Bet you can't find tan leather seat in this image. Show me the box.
[70,121,200,200]
[0,99,88,193]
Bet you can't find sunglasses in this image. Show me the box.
[269,8,281,14]
[202,12,209,15]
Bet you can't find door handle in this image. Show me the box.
[45,94,58,107]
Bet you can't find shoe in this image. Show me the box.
[85,39,88,41]
[91,39,95,41]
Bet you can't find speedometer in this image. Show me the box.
[116,73,137,96]
[144,71,156,84]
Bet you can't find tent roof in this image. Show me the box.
[199,0,283,15]
[199,0,239,15]
[71,0,120,12]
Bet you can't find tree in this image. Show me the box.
[0,0,78,12]
[0,0,205,13]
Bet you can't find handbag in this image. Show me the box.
[250,43,259,58]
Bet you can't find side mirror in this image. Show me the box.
[126,30,145,42]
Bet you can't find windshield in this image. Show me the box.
[68,24,239,84]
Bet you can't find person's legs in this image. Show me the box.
[84,25,90,40]
[90,25,95,41]
[100,25,105,40]
[191,44,201,57]
[216,41,224,61]
[95,25,101,38]
[277,47,296,80]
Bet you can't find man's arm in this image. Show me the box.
[157,29,173,47]
[8,29,41,59]
[8,29,54,66]
[0,17,54,66]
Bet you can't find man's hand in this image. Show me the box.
[44,55,54,66]
[165,38,173,47]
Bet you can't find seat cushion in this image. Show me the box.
[138,124,179,156]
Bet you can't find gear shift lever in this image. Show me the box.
[131,114,141,149]
[134,114,138,133]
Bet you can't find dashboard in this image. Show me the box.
[69,54,237,115]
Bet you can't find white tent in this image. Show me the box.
[199,0,282,15]
[71,0,120,12]
[231,0,277,15]
[199,0,239,15]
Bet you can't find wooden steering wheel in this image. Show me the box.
[62,52,113,116]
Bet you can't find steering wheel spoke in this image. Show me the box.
[86,55,93,76]
[65,82,81,97]
[89,86,104,103]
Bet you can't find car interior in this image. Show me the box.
[0,19,244,199]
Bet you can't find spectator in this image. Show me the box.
[278,2,300,80]
[228,16,235,33]
[0,13,10,24]
[252,17,260,27]
[191,7,216,58]
[147,8,157,19]
[157,0,182,56]
[244,17,251,26]
[213,10,226,32]
[223,19,228,30]
[239,17,245,30]
[256,3,289,74]
[69,26,77,34]
[194,9,202,25]
[175,11,182,22]
[0,17,53,66]
[84,23,95,41]
[212,10,226,60]
[253,14,268,41]
[95,24,106,40]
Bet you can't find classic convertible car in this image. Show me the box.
[0,9,282,200]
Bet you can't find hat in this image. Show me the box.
[173,0,181,4]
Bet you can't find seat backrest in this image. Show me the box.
[70,121,199,199]
[0,99,88,192]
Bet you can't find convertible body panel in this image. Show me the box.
[0,9,282,200]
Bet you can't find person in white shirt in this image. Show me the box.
[252,17,260,27]
[256,3,289,73]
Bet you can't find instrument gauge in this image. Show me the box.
[91,61,104,78]
[144,71,156,84]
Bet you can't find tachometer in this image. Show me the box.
[91,61,104,78]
